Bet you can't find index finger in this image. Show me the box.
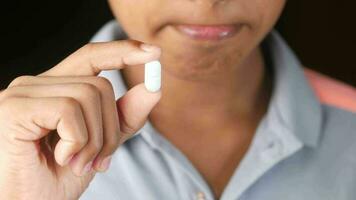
[39,40,161,77]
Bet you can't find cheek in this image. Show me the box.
[230,0,285,58]
[251,0,286,34]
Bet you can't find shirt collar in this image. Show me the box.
[92,20,323,148]
[264,31,322,147]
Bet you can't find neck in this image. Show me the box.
[121,46,271,136]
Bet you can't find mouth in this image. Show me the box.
[173,24,243,41]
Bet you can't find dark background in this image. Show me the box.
[1,0,355,89]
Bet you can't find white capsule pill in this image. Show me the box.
[144,60,161,92]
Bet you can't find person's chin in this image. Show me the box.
[155,24,249,80]
[160,52,233,82]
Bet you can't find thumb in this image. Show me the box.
[116,83,161,142]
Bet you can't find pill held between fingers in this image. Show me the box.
[144,60,161,92]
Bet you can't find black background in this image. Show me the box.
[0,0,355,89]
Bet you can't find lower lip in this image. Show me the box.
[175,24,241,41]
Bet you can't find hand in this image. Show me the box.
[0,41,161,200]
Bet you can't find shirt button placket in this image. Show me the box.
[195,192,206,200]
[260,139,283,163]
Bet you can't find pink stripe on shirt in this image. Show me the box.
[304,68,356,113]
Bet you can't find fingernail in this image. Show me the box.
[99,156,112,171]
[82,161,93,175]
[140,43,160,52]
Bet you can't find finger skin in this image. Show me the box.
[116,83,162,144]
[7,75,120,171]
[39,40,161,77]
[2,83,106,175]
[4,82,163,171]
[4,41,162,173]
[0,40,163,199]
[0,96,88,168]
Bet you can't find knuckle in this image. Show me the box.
[116,39,139,49]
[0,96,17,113]
[93,76,114,93]
[0,87,25,104]
[8,75,33,88]
[120,118,138,135]
[0,89,13,102]
[87,139,103,155]
[126,39,140,45]
[104,135,120,151]
[76,134,89,147]
[81,43,96,54]
[77,83,101,101]
[57,97,90,147]
[92,138,104,151]
[79,43,97,64]
[58,97,81,116]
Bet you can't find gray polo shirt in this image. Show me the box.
[80,21,356,200]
